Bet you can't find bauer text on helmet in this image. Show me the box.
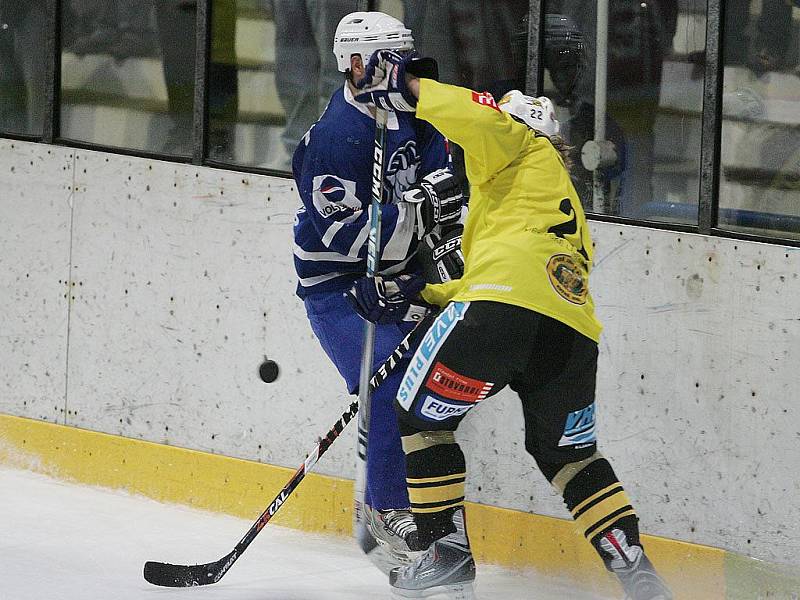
[333,12,414,73]
[498,91,561,137]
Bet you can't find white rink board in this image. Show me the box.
[0,143,72,423]
[460,227,800,566]
[0,139,798,566]
[63,151,353,469]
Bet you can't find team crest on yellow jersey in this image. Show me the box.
[547,254,588,305]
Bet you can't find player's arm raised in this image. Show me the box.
[354,51,529,185]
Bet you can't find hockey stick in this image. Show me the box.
[142,314,430,588]
[353,107,389,556]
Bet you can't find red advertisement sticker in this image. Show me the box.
[426,362,494,402]
[471,91,500,112]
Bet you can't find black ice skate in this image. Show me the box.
[365,506,422,565]
[600,529,672,600]
[389,508,476,599]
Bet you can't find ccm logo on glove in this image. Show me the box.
[403,169,463,239]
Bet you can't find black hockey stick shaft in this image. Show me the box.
[354,107,389,546]
[143,315,430,588]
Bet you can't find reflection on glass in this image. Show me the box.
[207,0,238,162]
[60,0,195,155]
[395,0,529,195]
[401,0,528,94]
[719,0,800,241]
[544,0,703,224]
[209,1,529,171]
[0,4,48,136]
[207,1,358,169]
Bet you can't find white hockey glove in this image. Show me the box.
[419,225,464,284]
[403,169,463,240]
[354,50,438,112]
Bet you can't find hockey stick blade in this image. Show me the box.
[144,550,236,587]
[142,315,433,588]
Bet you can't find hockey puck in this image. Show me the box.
[258,359,279,383]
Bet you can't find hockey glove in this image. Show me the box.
[419,225,465,284]
[354,50,437,112]
[403,168,463,239]
[345,274,430,324]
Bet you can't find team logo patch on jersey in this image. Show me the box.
[472,91,500,112]
[385,140,419,203]
[312,175,361,223]
[426,362,493,403]
[558,403,596,447]
[546,254,588,305]
[419,395,473,422]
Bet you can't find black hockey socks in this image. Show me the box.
[401,430,466,550]
[557,455,641,569]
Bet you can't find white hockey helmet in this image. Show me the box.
[333,11,414,73]
[498,90,561,137]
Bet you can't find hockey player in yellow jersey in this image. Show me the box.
[345,50,673,600]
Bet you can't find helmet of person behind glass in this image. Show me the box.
[333,12,414,73]
[498,91,561,137]
[544,13,585,105]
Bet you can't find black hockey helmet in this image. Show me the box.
[544,14,585,104]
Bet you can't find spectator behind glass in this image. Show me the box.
[153,0,239,158]
[68,0,157,61]
[540,13,627,209]
[725,0,798,75]
[0,3,47,134]
[557,0,678,216]
[401,1,529,198]
[266,0,359,171]
[401,0,528,95]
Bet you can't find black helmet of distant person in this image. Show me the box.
[544,13,585,105]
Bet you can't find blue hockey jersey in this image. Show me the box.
[292,85,449,298]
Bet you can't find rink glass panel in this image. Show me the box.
[717,0,800,242]
[59,1,196,156]
[1,0,799,247]
[375,0,530,204]
[542,0,705,225]
[208,1,530,170]
[0,5,48,137]
[206,1,363,170]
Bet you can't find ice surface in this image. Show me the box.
[0,467,607,599]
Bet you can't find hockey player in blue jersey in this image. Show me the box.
[291,11,464,572]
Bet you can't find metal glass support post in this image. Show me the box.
[592,0,609,214]
[42,0,61,143]
[193,0,211,165]
[698,0,723,233]
[526,0,544,96]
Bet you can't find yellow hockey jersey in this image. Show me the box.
[416,79,603,342]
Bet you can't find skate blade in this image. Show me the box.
[391,581,477,600]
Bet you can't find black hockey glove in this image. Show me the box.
[403,169,463,240]
[345,274,431,324]
[419,225,464,284]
